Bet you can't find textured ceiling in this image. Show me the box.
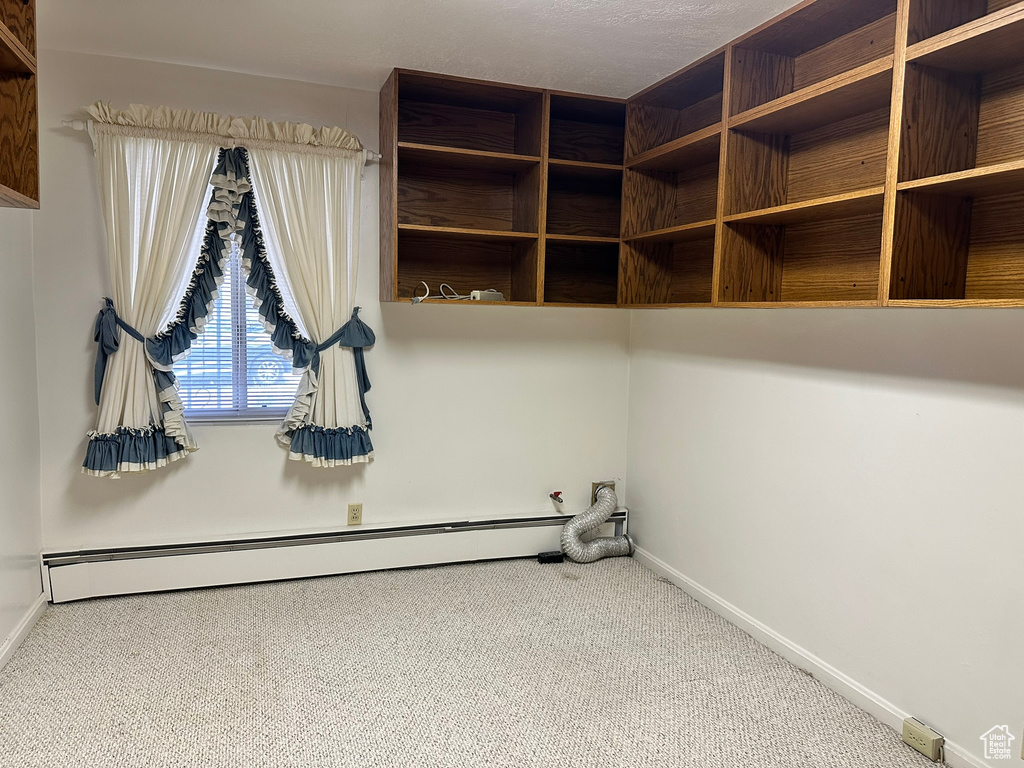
[40,0,797,98]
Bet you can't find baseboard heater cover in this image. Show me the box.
[41,510,628,603]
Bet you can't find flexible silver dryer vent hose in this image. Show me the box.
[560,485,633,563]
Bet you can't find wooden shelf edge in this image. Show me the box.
[397,142,541,170]
[398,224,539,241]
[625,124,722,170]
[906,3,1024,72]
[717,301,881,308]
[0,183,39,210]
[623,302,714,309]
[548,158,622,172]
[729,56,894,134]
[623,219,717,243]
[546,234,620,244]
[888,299,1024,308]
[897,160,1024,197]
[0,20,35,74]
[540,302,619,308]
[408,299,539,307]
[724,187,886,226]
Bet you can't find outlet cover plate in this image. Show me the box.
[347,503,363,525]
[902,718,943,762]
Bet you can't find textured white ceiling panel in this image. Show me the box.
[40,0,797,97]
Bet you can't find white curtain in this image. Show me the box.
[247,147,369,465]
[85,125,218,476]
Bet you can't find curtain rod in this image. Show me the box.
[61,119,383,163]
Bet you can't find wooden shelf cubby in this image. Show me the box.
[907,0,1023,50]
[619,55,723,307]
[0,0,37,209]
[618,154,718,306]
[618,237,715,307]
[891,188,1024,303]
[395,71,544,156]
[891,0,1024,304]
[397,155,541,235]
[625,51,725,163]
[542,93,624,306]
[380,0,1024,310]
[548,93,624,165]
[381,71,625,305]
[899,29,1024,186]
[724,95,891,220]
[546,161,621,240]
[729,0,897,117]
[395,229,539,304]
[543,239,619,305]
[720,210,884,304]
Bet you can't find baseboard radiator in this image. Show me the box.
[41,510,628,603]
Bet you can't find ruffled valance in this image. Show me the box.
[86,102,363,156]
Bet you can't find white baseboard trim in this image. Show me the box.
[0,593,46,671]
[633,547,990,768]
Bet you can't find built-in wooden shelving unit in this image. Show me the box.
[0,0,38,209]
[717,0,896,305]
[380,71,625,306]
[380,0,1024,308]
[893,0,1024,304]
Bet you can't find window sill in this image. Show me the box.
[186,412,286,425]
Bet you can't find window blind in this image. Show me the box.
[174,249,303,418]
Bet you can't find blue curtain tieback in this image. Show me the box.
[304,307,375,427]
[93,297,145,405]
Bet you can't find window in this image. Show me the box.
[174,247,303,419]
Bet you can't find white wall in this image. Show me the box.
[33,42,1019,767]
[34,49,631,550]
[0,208,42,644]
[626,308,1024,766]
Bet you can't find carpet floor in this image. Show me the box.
[0,558,931,767]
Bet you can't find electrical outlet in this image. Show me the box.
[591,481,616,505]
[347,503,363,525]
[902,718,943,762]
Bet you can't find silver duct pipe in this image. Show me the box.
[560,485,633,563]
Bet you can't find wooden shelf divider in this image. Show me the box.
[897,160,1024,197]
[718,301,880,309]
[398,142,540,172]
[0,20,33,74]
[623,220,717,244]
[0,180,38,209]
[724,188,885,226]
[730,57,895,135]
[546,233,620,244]
[547,158,621,172]
[625,124,721,171]
[397,224,539,242]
